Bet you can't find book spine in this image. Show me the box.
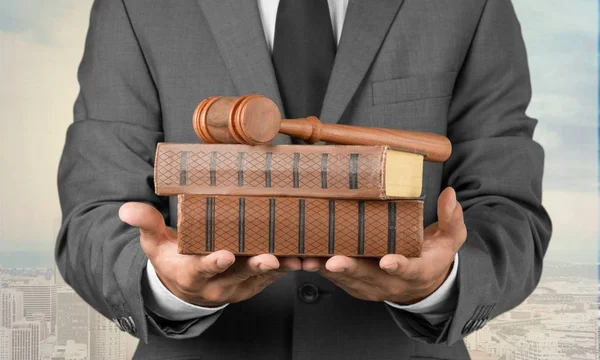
[177,194,423,258]
[155,144,387,199]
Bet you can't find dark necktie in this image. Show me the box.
[272,0,336,119]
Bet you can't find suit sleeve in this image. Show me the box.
[55,0,223,343]
[385,0,552,345]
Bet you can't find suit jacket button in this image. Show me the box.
[128,316,137,334]
[119,316,134,333]
[462,319,474,335]
[112,318,123,331]
[298,283,319,303]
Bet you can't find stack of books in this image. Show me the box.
[154,143,424,258]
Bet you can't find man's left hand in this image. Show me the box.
[302,187,467,305]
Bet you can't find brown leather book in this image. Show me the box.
[177,194,423,258]
[155,143,424,199]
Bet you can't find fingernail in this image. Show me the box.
[259,263,275,271]
[305,266,319,272]
[382,262,398,272]
[329,267,346,273]
[449,190,457,210]
[217,258,233,268]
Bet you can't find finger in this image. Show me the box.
[119,202,166,237]
[215,254,280,286]
[119,202,169,258]
[436,187,467,244]
[278,257,303,272]
[325,255,354,273]
[245,253,280,272]
[379,254,426,281]
[189,250,236,278]
[325,256,382,283]
[302,257,327,272]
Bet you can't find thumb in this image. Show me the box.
[119,202,168,253]
[436,187,466,242]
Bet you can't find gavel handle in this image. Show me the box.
[280,117,452,162]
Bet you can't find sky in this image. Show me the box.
[0,0,598,264]
[511,0,598,263]
[0,0,92,252]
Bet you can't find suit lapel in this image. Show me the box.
[320,0,405,124]
[199,0,404,125]
[198,0,285,115]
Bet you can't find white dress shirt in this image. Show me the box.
[143,0,459,326]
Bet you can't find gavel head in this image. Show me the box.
[193,94,282,145]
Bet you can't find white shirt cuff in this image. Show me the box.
[142,259,228,321]
[384,253,459,325]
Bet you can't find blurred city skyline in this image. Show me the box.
[0,261,596,359]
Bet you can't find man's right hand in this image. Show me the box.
[119,202,301,307]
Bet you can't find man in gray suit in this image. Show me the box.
[56,0,552,359]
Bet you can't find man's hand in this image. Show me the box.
[302,187,466,305]
[119,202,301,307]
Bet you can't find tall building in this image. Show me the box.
[54,264,66,287]
[39,337,56,360]
[14,278,56,333]
[56,287,89,346]
[30,313,49,341]
[0,327,12,360]
[88,311,126,360]
[51,340,87,360]
[516,333,559,360]
[0,288,24,327]
[11,320,41,360]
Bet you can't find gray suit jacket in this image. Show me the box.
[56,0,552,359]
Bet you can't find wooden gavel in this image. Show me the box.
[193,94,451,162]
